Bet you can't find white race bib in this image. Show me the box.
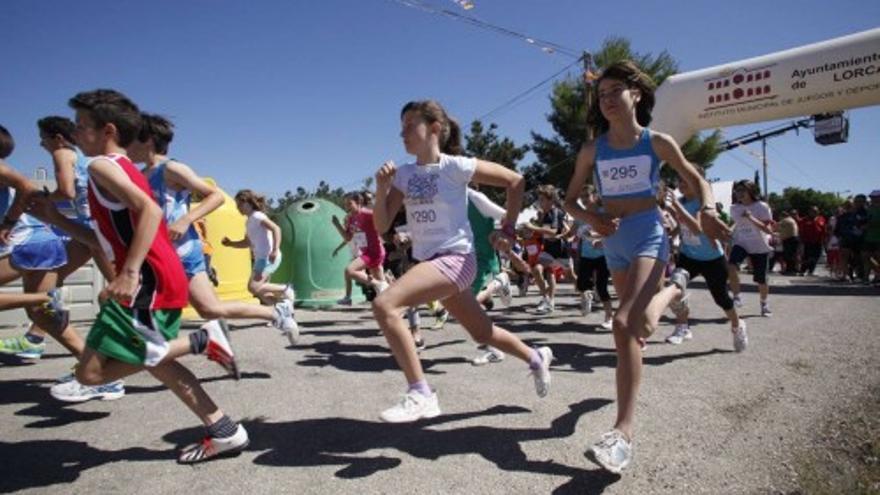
[408,202,451,242]
[596,155,652,196]
[352,232,367,249]
[681,226,702,246]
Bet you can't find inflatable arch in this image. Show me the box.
[652,28,880,143]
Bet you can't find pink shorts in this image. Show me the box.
[427,252,477,294]
[360,247,386,270]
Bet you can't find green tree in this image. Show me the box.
[267,180,348,216]
[768,187,843,217]
[464,120,529,204]
[528,37,724,191]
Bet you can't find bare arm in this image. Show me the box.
[470,159,524,229]
[163,160,224,240]
[259,215,282,255]
[28,196,99,249]
[47,149,76,201]
[562,143,617,235]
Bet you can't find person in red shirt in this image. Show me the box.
[797,206,826,276]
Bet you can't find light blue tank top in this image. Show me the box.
[146,161,202,258]
[575,219,605,259]
[679,198,724,261]
[0,187,59,251]
[594,128,661,200]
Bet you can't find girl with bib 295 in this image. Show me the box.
[563,61,731,474]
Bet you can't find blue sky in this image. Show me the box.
[2,0,878,199]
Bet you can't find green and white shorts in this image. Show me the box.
[86,300,182,367]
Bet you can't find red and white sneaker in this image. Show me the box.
[177,424,249,464]
[203,320,240,380]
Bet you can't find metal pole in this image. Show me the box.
[762,138,768,200]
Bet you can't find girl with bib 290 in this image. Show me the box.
[372,100,553,424]
[563,61,731,474]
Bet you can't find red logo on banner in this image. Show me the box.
[704,65,777,109]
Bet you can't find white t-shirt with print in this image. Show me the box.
[392,154,476,261]
[731,201,773,254]
[246,211,274,258]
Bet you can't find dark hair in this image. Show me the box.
[234,189,267,212]
[587,60,656,137]
[400,100,463,155]
[138,113,175,154]
[68,89,142,147]
[0,124,13,159]
[37,116,77,145]
[343,191,363,206]
[735,180,760,202]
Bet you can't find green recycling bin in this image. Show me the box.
[271,198,365,308]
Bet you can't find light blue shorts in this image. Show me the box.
[253,253,282,279]
[603,208,669,272]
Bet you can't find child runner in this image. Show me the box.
[222,190,293,305]
[0,126,78,364]
[0,125,68,355]
[529,185,572,314]
[331,191,387,305]
[666,174,748,350]
[131,113,297,344]
[372,100,552,423]
[573,185,613,329]
[465,185,512,365]
[38,89,248,463]
[563,61,730,473]
[727,180,774,316]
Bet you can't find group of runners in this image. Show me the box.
[1,61,781,473]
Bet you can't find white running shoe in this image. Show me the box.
[535,298,554,315]
[203,320,240,380]
[471,346,505,366]
[178,424,250,464]
[379,390,441,423]
[585,429,633,474]
[273,299,299,345]
[494,272,513,307]
[580,291,593,317]
[282,284,295,302]
[733,321,748,352]
[665,324,693,345]
[732,295,743,308]
[600,318,613,330]
[760,302,773,317]
[374,280,390,294]
[50,378,125,403]
[530,346,553,398]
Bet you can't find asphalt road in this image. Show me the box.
[1,274,877,494]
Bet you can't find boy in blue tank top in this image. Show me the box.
[564,61,732,474]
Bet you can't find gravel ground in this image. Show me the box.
[0,274,877,494]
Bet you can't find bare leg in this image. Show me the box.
[147,360,224,425]
[22,270,84,358]
[610,257,667,441]
[189,273,273,321]
[441,289,533,362]
[372,262,459,384]
[0,293,50,311]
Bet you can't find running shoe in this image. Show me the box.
[0,335,45,361]
[494,272,513,307]
[282,284,295,302]
[580,291,593,317]
[336,296,353,306]
[471,346,505,366]
[178,424,249,464]
[41,288,70,331]
[665,324,693,345]
[50,378,125,403]
[530,346,553,398]
[732,295,743,308]
[431,309,449,330]
[732,320,748,352]
[414,337,426,352]
[203,320,240,380]
[273,299,299,345]
[585,429,633,474]
[374,280,390,294]
[535,297,554,315]
[760,302,773,317]
[379,390,441,423]
[600,318,613,330]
